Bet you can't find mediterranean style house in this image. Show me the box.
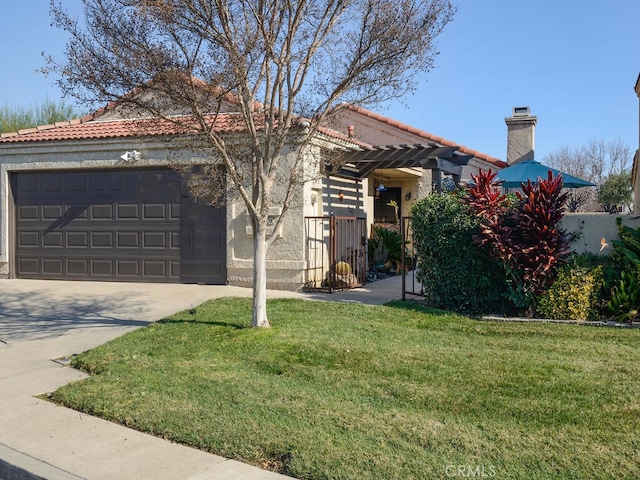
[0,98,502,289]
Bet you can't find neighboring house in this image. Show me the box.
[632,73,640,214]
[0,100,502,289]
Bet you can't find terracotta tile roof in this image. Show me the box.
[0,104,500,167]
[317,125,372,149]
[344,105,506,167]
[0,114,251,144]
[0,112,368,153]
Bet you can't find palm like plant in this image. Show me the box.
[608,270,640,323]
[368,226,407,272]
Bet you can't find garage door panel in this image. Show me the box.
[19,231,40,247]
[117,204,139,220]
[43,232,63,247]
[92,259,114,276]
[117,260,139,277]
[15,169,226,284]
[117,231,140,248]
[92,232,114,247]
[43,205,64,219]
[18,258,40,275]
[143,232,167,248]
[143,204,167,219]
[67,175,88,192]
[18,205,39,220]
[68,231,89,247]
[67,259,89,275]
[91,204,113,219]
[143,260,167,277]
[43,176,63,193]
[43,258,64,275]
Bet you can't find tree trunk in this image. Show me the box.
[252,223,270,328]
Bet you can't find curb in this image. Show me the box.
[0,443,86,480]
[481,315,640,328]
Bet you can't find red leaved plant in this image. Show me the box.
[465,169,570,313]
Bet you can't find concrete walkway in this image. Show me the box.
[0,275,408,480]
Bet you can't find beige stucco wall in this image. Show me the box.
[330,109,498,182]
[226,143,308,290]
[227,136,369,290]
[563,213,640,254]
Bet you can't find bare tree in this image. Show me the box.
[47,0,456,327]
[542,138,632,212]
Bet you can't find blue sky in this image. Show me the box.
[1,0,638,162]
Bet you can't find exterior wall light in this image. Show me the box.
[120,150,142,162]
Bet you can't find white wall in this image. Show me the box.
[563,213,640,254]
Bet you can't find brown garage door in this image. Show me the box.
[14,168,226,284]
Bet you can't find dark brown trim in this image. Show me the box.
[8,172,17,279]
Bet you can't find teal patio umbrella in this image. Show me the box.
[495,159,596,188]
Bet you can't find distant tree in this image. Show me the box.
[597,170,633,213]
[542,138,632,212]
[47,0,457,328]
[0,99,80,133]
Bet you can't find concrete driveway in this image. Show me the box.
[0,279,302,480]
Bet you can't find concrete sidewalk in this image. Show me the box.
[0,276,407,480]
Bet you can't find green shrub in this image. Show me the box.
[607,270,640,323]
[410,192,508,314]
[537,265,603,321]
[568,252,623,299]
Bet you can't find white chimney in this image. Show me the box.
[505,107,537,165]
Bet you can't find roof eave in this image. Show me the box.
[341,104,504,167]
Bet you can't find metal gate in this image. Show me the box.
[304,216,367,292]
[401,216,424,301]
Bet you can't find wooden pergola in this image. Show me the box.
[330,143,474,191]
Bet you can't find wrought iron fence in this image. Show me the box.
[304,216,367,292]
[401,216,424,301]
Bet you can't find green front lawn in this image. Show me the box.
[53,298,640,479]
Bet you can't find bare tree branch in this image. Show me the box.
[542,138,633,212]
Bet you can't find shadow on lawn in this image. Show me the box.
[384,299,453,316]
[158,316,250,330]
